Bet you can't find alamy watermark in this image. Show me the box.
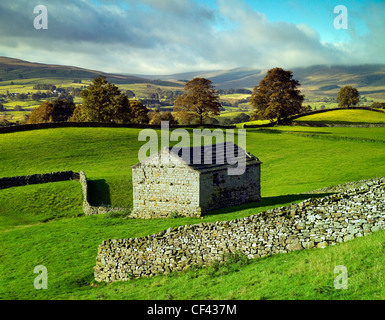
[334,5,348,30]
[137,121,247,175]
[34,265,48,290]
[334,265,348,289]
[33,5,48,30]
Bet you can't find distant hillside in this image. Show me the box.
[2,57,385,99]
[0,57,180,87]
[139,64,385,98]
[137,67,267,89]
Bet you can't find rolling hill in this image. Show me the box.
[292,108,385,124]
[0,57,180,87]
[139,64,385,99]
[2,56,385,100]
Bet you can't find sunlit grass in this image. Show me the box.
[295,109,385,124]
[0,125,385,299]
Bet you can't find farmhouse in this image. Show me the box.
[131,142,261,218]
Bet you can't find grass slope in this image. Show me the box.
[1,126,385,299]
[294,109,385,124]
[2,212,385,300]
[0,57,178,86]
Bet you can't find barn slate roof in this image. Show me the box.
[133,141,261,173]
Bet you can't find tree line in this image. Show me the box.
[25,69,369,126]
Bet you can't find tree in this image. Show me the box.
[27,98,75,124]
[75,76,150,123]
[149,111,177,125]
[127,100,149,124]
[78,75,131,122]
[300,105,313,113]
[232,113,250,124]
[69,104,86,122]
[250,67,304,124]
[125,90,135,98]
[51,98,76,122]
[371,102,385,109]
[174,78,221,125]
[337,86,360,108]
[173,110,200,125]
[27,101,54,124]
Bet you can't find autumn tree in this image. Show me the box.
[27,98,75,124]
[128,100,149,124]
[69,104,86,122]
[250,68,304,124]
[149,110,177,125]
[337,86,360,108]
[174,78,221,125]
[27,101,54,124]
[173,110,200,125]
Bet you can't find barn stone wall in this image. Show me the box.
[199,164,261,212]
[94,177,385,282]
[132,160,201,218]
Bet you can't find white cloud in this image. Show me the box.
[0,0,382,74]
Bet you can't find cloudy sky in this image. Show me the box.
[0,0,384,74]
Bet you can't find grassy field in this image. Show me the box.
[219,94,250,99]
[1,125,385,300]
[0,78,90,93]
[218,111,252,118]
[238,108,385,127]
[294,109,385,124]
[0,79,184,123]
[0,78,89,123]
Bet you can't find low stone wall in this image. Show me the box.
[0,171,77,189]
[0,170,129,216]
[94,177,385,282]
[304,177,385,194]
[78,171,129,216]
[291,122,385,128]
[0,122,236,134]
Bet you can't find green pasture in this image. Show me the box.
[218,111,252,118]
[0,110,30,122]
[294,109,385,124]
[1,124,385,299]
[2,100,41,109]
[0,78,90,92]
[219,94,251,100]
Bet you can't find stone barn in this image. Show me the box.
[131,142,261,218]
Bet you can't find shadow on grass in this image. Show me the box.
[285,130,332,135]
[257,128,332,136]
[257,129,282,134]
[87,179,112,206]
[207,192,333,216]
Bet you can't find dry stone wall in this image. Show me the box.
[0,171,76,189]
[0,170,129,216]
[94,177,385,283]
[78,171,129,216]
